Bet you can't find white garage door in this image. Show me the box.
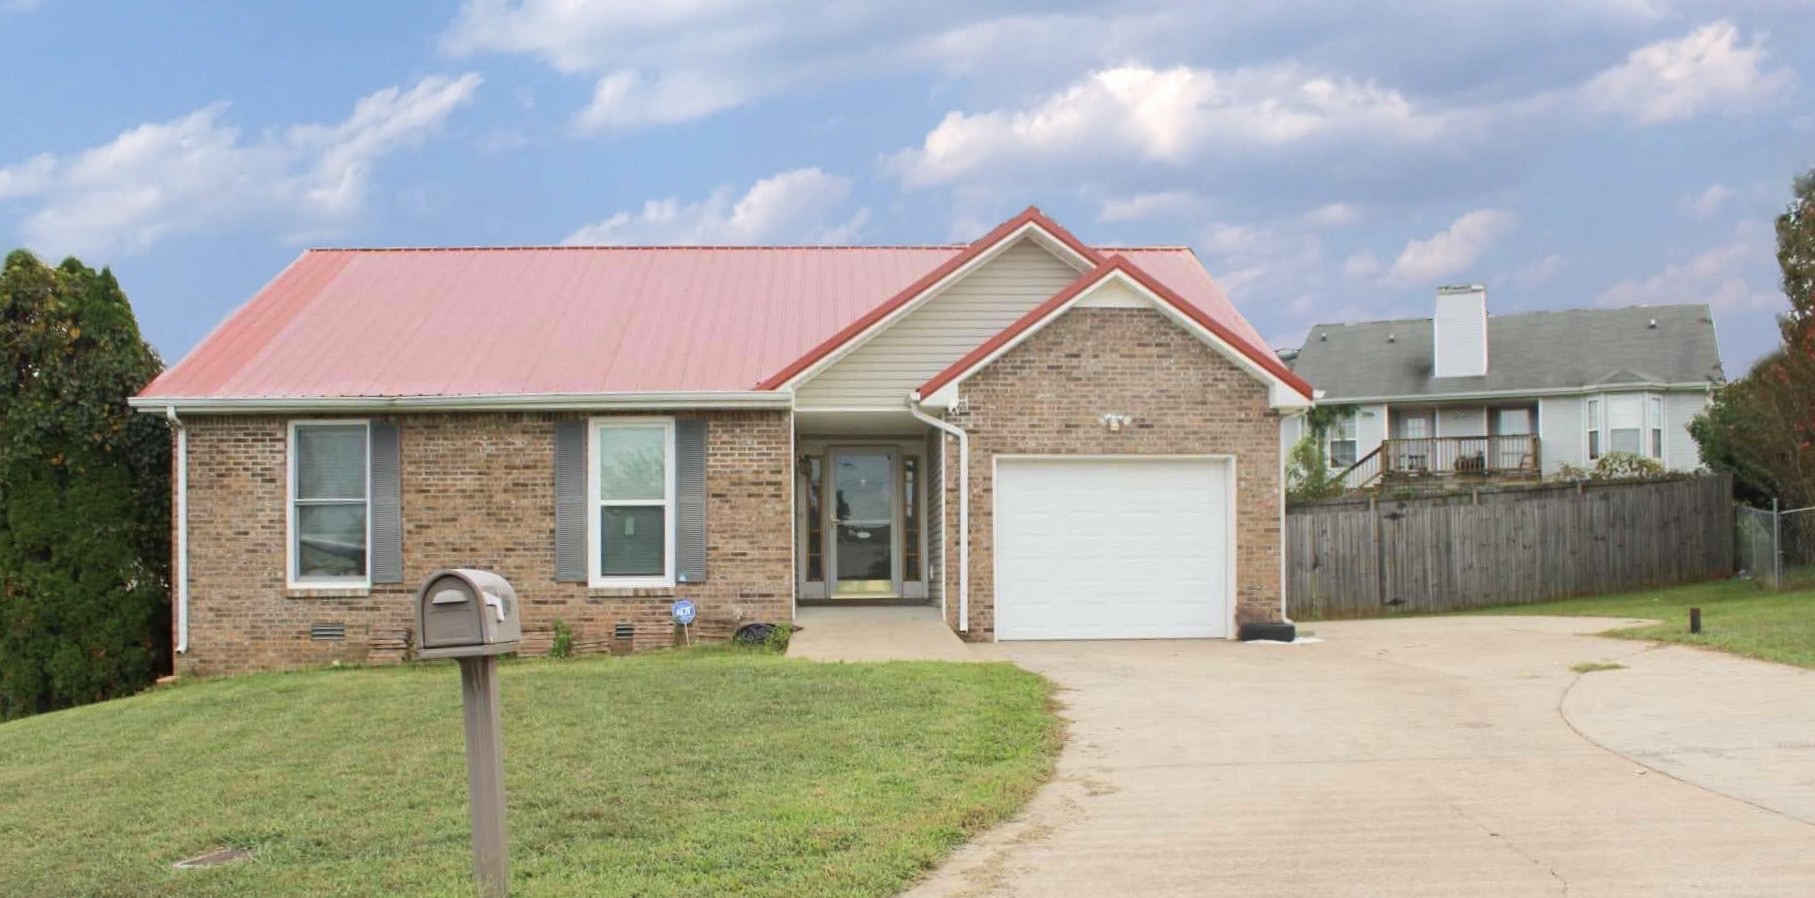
[994,457,1230,640]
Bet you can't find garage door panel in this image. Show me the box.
[995,457,1229,641]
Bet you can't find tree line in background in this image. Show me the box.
[1692,168,1815,509]
[0,250,169,720]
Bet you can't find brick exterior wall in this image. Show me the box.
[943,306,1285,640]
[177,410,791,677]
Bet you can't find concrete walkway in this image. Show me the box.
[903,616,1815,897]
[786,605,973,662]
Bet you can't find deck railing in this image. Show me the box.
[1381,434,1539,479]
[1336,446,1384,490]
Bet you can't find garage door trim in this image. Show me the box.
[990,454,1238,642]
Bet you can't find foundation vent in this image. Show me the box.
[310,622,347,641]
[612,622,635,642]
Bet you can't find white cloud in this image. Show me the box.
[0,74,481,257]
[575,69,755,131]
[892,63,1454,186]
[441,0,1078,133]
[1510,252,1568,287]
[1388,209,1516,284]
[1188,217,1324,303]
[563,167,867,244]
[477,126,530,156]
[1203,222,1267,255]
[1096,190,1201,223]
[1596,224,1779,312]
[1680,182,1732,218]
[1582,21,1793,124]
[1302,202,1361,228]
[1341,249,1382,278]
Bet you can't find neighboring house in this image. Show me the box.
[1282,285,1724,489]
[134,207,1313,676]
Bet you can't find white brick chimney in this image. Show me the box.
[1433,284,1488,378]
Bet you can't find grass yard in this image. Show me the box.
[1469,578,1815,669]
[0,650,1058,898]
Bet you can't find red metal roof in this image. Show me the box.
[140,213,1277,401]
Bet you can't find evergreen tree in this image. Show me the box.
[0,250,169,719]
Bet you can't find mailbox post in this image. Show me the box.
[416,570,522,898]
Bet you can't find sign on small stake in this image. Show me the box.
[672,599,696,645]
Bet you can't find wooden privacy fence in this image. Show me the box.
[1286,475,1735,619]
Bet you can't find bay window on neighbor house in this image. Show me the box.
[589,418,676,588]
[1586,394,1665,463]
[1326,408,1358,468]
[288,420,371,587]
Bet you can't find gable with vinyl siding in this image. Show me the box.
[795,238,1085,408]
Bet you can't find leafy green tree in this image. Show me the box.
[0,250,169,719]
[1691,168,1815,507]
[1286,406,1352,501]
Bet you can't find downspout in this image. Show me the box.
[909,400,968,633]
[166,406,189,656]
[1278,406,1308,627]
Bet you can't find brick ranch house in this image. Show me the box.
[133,207,1314,676]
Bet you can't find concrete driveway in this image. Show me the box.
[903,616,1815,898]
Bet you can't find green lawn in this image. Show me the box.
[1469,578,1815,669]
[0,650,1058,897]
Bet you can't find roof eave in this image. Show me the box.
[1312,381,1718,405]
[129,390,795,415]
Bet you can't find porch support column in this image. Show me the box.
[910,401,968,633]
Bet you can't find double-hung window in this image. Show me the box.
[1607,395,1643,455]
[1586,398,1602,460]
[289,421,371,587]
[1327,409,1358,468]
[589,418,676,587]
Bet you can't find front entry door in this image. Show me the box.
[829,448,897,597]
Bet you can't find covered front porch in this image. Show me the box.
[1339,401,1541,488]
[794,409,943,608]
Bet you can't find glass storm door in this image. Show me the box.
[829,448,897,597]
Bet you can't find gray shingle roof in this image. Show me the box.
[1287,304,1724,401]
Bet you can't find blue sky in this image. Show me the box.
[1,1,1810,374]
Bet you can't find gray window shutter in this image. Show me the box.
[554,419,588,582]
[369,421,403,583]
[676,419,708,583]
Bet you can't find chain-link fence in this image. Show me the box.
[1736,502,1815,590]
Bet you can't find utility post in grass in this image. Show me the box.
[416,571,523,898]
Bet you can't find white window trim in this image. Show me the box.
[1325,408,1358,469]
[1585,398,1602,461]
[1586,392,1669,462]
[286,419,373,590]
[587,416,677,589]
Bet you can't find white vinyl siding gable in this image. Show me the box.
[795,239,1084,407]
[1538,395,1584,474]
[1665,391,1711,470]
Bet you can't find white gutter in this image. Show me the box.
[128,390,793,415]
[909,400,968,634]
[1315,382,1717,405]
[166,407,189,656]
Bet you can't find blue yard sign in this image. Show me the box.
[671,599,696,626]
